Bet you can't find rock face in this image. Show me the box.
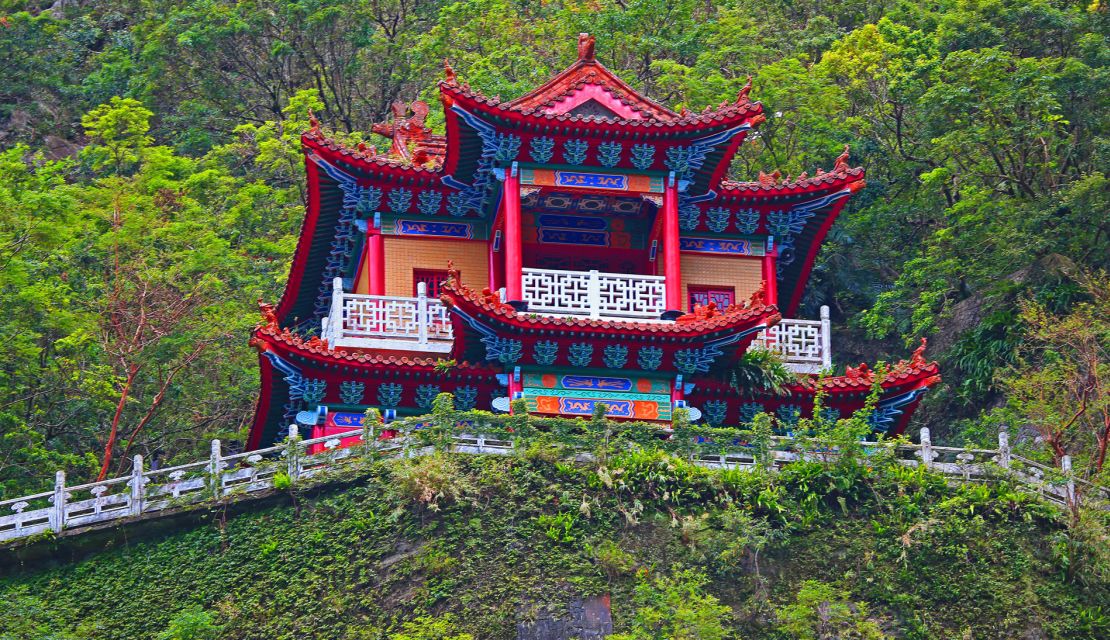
[517,595,613,640]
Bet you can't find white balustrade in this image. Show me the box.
[752,305,832,374]
[521,267,666,320]
[321,278,453,352]
[1,427,1104,546]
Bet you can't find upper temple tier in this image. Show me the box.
[246,34,937,449]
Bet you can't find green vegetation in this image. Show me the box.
[0,1,1106,635]
[0,0,1106,496]
[1,442,1106,638]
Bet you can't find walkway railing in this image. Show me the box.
[752,305,833,374]
[2,423,1102,547]
[521,267,666,320]
[321,278,453,352]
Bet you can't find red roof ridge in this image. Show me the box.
[790,339,940,392]
[441,35,765,128]
[722,145,865,193]
[250,317,494,370]
[302,129,444,173]
[721,166,865,194]
[442,81,764,129]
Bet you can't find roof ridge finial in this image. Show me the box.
[444,58,457,85]
[308,108,320,134]
[834,144,851,172]
[737,75,753,104]
[577,33,596,61]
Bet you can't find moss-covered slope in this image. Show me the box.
[1,452,1105,639]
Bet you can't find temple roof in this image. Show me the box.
[251,319,495,372]
[439,272,781,339]
[500,34,677,121]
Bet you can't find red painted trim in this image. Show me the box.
[247,346,275,451]
[540,83,644,120]
[503,166,523,302]
[761,249,778,306]
[368,229,385,295]
[662,177,681,312]
[276,153,324,323]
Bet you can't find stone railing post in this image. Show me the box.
[51,470,66,533]
[920,428,932,469]
[209,440,222,499]
[819,305,832,370]
[416,282,429,345]
[1062,455,1077,509]
[286,425,301,481]
[330,277,344,343]
[130,454,144,516]
[997,431,1011,469]
[587,270,601,319]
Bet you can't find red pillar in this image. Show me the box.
[503,164,524,307]
[368,228,385,295]
[662,173,682,318]
[761,246,778,306]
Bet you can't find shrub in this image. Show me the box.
[389,614,473,640]
[157,606,222,640]
[610,567,732,640]
[775,580,886,639]
[389,453,474,511]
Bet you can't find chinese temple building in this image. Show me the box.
[247,34,940,449]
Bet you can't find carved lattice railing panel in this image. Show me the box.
[752,306,832,374]
[522,268,665,319]
[321,279,452,347]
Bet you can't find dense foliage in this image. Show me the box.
[1,445,1106,639]
[0,0,1106,498]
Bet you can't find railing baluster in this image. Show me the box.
[52,470,66,533]
[130,455,144,516]
[417,282,429,345]
[209,440,222,499]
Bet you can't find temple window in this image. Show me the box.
[688,285,735,310]
[413,269,452,297]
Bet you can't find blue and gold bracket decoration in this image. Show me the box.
[679,236,766,256]
[262,351,306,427]
[306,153,379,323]
[442,106,518,219]
[869,387,931,433]
[769,187,853,269]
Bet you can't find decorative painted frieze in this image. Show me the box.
[596,141,623,167]
[417,190,443,216]
[529,136,555,163]
[629,143,656,170]
[339,381,365,405]
[533,340,559,366]
[562,138,590,165]
[568,342,595,367]
[603,344,629,369]
[377,383,403,408]
[637,346,663,371]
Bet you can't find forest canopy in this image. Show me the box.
[0,0,1106,495]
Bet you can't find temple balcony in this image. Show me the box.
[320,278,453,353]
[752,306,832,375]
[520,267,667,321]
[319,275,833,372]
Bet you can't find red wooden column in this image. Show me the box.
[761,243,778,306]
[661,173,683,319]
[502,163,524,308]
[367,222,386,296]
